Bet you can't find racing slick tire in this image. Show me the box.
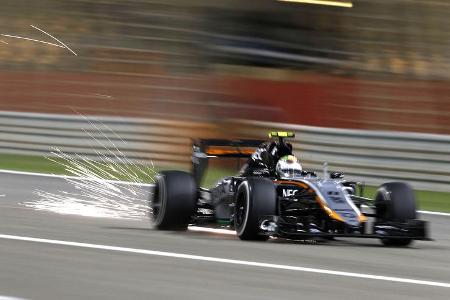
[234,177,277,241]
[150,171,197,230]
[375,182,416,247]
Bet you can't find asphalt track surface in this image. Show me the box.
[0,173,449,300]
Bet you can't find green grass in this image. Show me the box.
[0,153,449,213]
[0,153,227,185]
[0,153,156,183]
[0,154,69,175]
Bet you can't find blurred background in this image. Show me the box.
[0,0,449,209]
[1,0,449,128]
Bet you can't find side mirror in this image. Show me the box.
[330,171,344,179]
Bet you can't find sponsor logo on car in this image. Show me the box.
[282,189,298,197]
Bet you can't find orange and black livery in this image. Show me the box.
[151,132,430,247]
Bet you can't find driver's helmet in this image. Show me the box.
[276,155,302,178]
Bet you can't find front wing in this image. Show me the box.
[259,216,430,240]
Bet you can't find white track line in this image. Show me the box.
[1,169,449,216]
[0,233,448,288]
[0,169,153,187]
[418,210,450,217]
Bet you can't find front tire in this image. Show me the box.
[375,182,416,247]
[234,177,277,241]
[150,171,197,230]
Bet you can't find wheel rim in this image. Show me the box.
[375,188,389,219]
[151,177,166,224]
[235,191,247,233]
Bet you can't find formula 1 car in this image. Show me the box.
[150,132,429,246]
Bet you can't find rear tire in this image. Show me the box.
[150,171,197,230]
[375,182,416,247]
[234,177,277,241]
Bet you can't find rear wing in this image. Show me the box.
[192,139,265,185]
[194,139,265,158]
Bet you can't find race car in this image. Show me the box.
[150,132,429,246]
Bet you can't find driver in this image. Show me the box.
[276,155,303,178]
[240,138,294,177]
